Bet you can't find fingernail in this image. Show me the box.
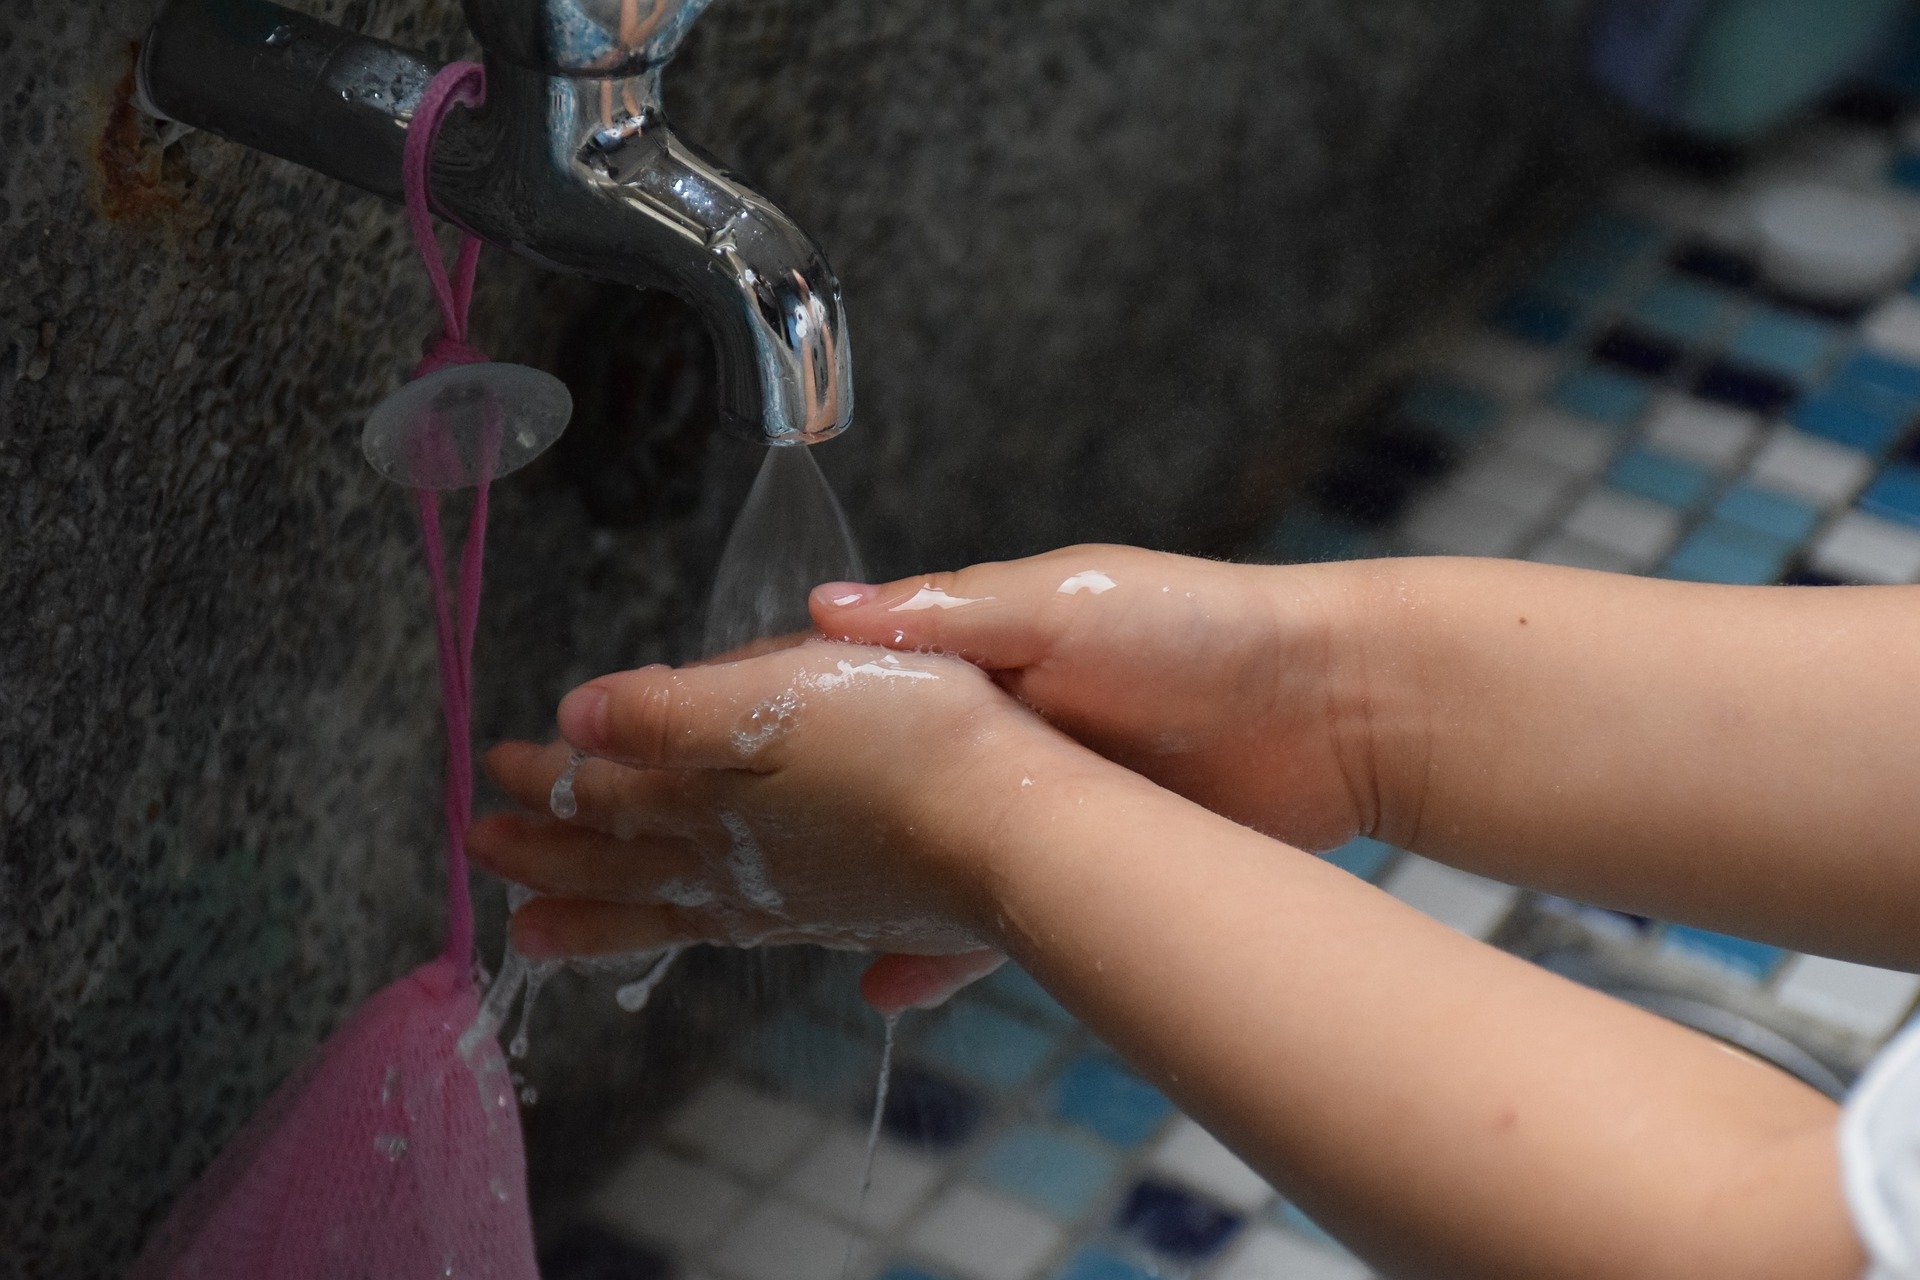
[814,582,874,608]
[557,684,610,748]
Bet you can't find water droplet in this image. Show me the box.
[549,751,583,820]
[490,1176,512,1204]
[519,1085,539,1105]
[379,1064,400,1106]
[373,1132,409,1161]
[265,24,294,45]
[615,947,683,1012]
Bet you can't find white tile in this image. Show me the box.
[1381,857,1519,940]
[1863,295,1920,364]
[1447,450,1575,522]
[1216,1226,1370,1280]
[589,1148,750,1253]
[708,1199,875,1280]
[1400,489,1535,558]
[1503,408,1619,478]
[782,1122,944,1232]
[1776,955,1920,1041]
[1445,332,1561,402]
[1560,490,1683,567]
[1528,534,1636,574]
[1810,512,1920,584]
[1748,427,1874,507]
[1643,393,1760,471]
[664,1079,825,1180]
[1147,1117,1274,1213]
[905,1186,1064,1280]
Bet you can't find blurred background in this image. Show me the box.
[9,0,1920,1276]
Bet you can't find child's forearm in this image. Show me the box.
[979,767,1859,1280]
[1315,558,1920,970]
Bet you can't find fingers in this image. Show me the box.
[556,663,770,771]
[859,950,1008,1015]
[809,545,1142,670]
[467,812,709,903]
[485,741,709,838]
[512,897,817,959]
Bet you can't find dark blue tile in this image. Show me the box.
[878,1267,958,1280]
[1725,308,1839,382]
[1054,1247,1159,1280]
[980,963,1078,1030]
[1671,242,1758,290]
[1051,1054,1174,1148]
[1792,391,1911,454]
[1116,1179,1244,1262]
[1261,509,1376,564]
[1890,152,1920,191]
[1397,381,1499,441]
[1592,325,1683,378]
[1783,566,1849,586]
[1860,465,1920,529]
[1489,290,1578,346]
[882,1064,987,1150]
[539,1224,673,1280]
[1630,279,1730,342]
[1693,360,1798,415]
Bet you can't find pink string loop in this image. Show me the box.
[403,60,492,973]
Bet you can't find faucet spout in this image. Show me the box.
[138,0,852,446]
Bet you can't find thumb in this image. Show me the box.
[859,950,1008,1015]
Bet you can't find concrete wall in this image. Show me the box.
[0,0,1606,1272]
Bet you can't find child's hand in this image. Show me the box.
[469,639,1103,960]
[811,545,1376,850]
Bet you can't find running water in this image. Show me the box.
[842,1012,899,1280]
[704,445,867,654]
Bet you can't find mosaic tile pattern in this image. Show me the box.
[553,114,1920,1280]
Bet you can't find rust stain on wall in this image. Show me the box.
[94,44,181,223]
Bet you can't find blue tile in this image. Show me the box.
[916,1000,1058,1091]
[1724,309,1840,382]
[980,963,1079,1030]
[1606,448,1713,508]
[1792,390,1911,454]
[1860,465,1920,529]
[748,1011,874,1105]
[1672,242,1759,291]
[1489,291,1578,346]
[1712,484,1821,544]
[879,1268,957,1280]
[1116,1179,1244,1262]
[1051,1055,1174,1148]
[1835,350,1920,407]
[1551,366,1652,425]
[1663,520,1792,585]
[1054,1247,1158,1280]
[975,1124,1123,1221]
[1593,325,1683,377]
[1891,151,1920,192]
[1398,380,1499,441]
[1564,208,1663,262]
[882,1064,988,1150]
[1261,509,1375,565]
[1630,279,1731,342]
[1322,836,1396,880]
[1275,1201,1344,1249]
[1531,249,1621,302]
[1660,926,1785,980]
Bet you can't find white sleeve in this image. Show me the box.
[1841,1018,1920,1279]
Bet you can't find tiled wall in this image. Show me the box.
[545,103,1920,1280]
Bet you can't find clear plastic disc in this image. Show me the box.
[362,362,573,490]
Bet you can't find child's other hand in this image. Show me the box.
[470,640,1102,961]
[811,545,1374,850]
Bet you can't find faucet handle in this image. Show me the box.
[463,0,717,78]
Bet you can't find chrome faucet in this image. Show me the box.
[138,0,853,445]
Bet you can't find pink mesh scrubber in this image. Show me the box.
[130,63,541,1280]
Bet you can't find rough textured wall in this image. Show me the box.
[0,0,1607,1273]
